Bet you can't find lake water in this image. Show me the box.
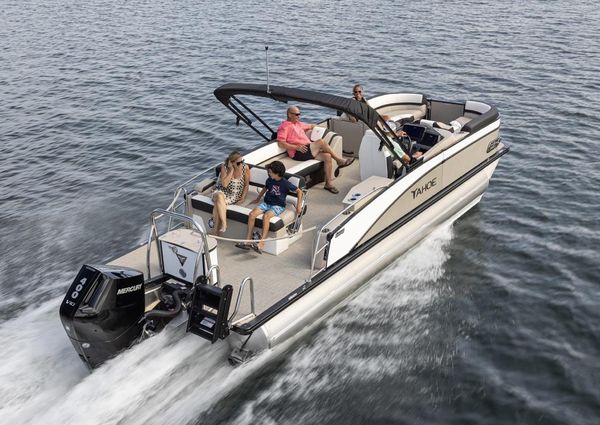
[1,0,600,424]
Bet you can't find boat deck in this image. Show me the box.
[215,161,361,319]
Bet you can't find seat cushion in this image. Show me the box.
[243,130,342,183]
[190,194,296,232]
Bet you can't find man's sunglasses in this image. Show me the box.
[353,90,362,94]
[291,112,301,116]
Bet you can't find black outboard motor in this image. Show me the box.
[59,264,145,369]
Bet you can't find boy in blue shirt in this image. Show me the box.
[239,161,303,254]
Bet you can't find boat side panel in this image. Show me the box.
[326,121,500,265]
[256,160,499,349]
[358,125,500,244]
[443,128,500,186]
[358,166,444,243]
[324,151,446,266]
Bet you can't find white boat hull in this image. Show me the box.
[229,158,500,355]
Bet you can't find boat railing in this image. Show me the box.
[206,264,222,287]
[165,166,217,229]
[228,277,256,323]
[146,209,215,285]
[309,185,389,280]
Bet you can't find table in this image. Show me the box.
[342,175,393,211]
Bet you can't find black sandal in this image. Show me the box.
[250,243,263,254]
[235,242,251,250]
[338,157,355,168]
[324,185,339,194]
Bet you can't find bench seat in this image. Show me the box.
[190,193,299,233]
[242,128,343,187]
[186,167,307,255]
[368,93,427,123]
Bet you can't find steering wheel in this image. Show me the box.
[400,134,416,156]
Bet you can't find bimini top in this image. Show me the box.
[214,83,382,130]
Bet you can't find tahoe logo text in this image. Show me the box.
[411,178,437,199]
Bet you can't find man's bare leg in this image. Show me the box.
[314,152,334,187]
[309,139,347,166]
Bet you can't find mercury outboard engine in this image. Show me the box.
[59,264,145,369]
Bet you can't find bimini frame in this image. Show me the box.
[213,83,410,164]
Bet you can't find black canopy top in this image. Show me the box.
[214,83,382,129]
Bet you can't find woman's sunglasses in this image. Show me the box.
[235,159,245,165]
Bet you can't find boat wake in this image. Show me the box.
[0,223,455,425]
[0,298,267,425]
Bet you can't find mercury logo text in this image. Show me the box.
[117,284,143,295]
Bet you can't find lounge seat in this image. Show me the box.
[367,93,427,122]
[187,166,306,255]
[329,117,368,158]
[242,127,343,187]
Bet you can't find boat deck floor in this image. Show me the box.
[215,161,361,318]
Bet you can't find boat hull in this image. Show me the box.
[228,157,501,356]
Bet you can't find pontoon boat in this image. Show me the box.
[60,84,509,369]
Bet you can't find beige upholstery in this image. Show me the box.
[367,93,427,122]
[329,117,368,157]
[454,116,472,127]
[376,104,427,121]
[244,130,343,179]
[422,132,468,161]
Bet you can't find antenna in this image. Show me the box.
[265,46,271,94]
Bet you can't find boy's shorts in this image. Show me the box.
[257,202,285,216]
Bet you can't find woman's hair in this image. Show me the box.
[226,151,241,164]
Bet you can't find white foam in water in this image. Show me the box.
[0,298,268,425]
[0,224,454,425]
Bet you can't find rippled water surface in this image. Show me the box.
[2,0,600,424]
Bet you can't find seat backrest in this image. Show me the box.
[367,93,425,110]
[329,117,367,157]
[244,142,286,166]
[358,130,393,181]
[249,166,306,195]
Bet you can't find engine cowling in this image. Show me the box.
[59,264,145,369]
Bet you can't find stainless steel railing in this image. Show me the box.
[146,209,214,285]
[228,277,256,323]
[206,264,222,287]
[165,166,217,230]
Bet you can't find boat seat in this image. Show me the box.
[186,166,307,254]
[242,128,343,187]
[422,132,468,161]
[358,130,394,181]
[419,119,464,133]
[188,166,306,234]
[367,93,427,123]
[328,116,368,158]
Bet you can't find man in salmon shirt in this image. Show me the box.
[276,106,354,194]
